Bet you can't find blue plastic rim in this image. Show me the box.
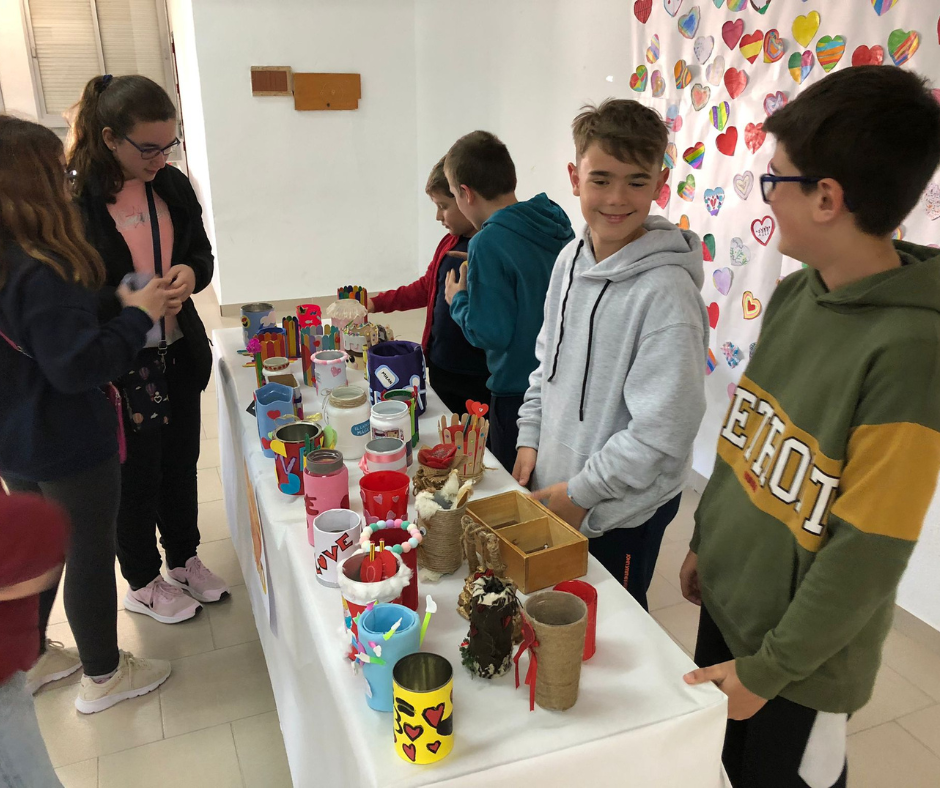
[359,603,419,639]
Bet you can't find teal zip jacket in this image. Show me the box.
[449,193,574,396]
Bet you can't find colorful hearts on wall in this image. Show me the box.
[792,11,821,49]
[717,127,738,156]
[788,50,815,84]
[925,183,940,221]
[707,56,726,86]
[763,29,785,62]
[684,142,706,169]
[703,233,717,261]
[713,268,733,295]
[707,302,720,329]
[727,0,747,10]
[851,44,884,66]
[634,0,653,24]
[888,29,920,65]
[664,142,677,169]
[740,30,764,63]
[647,34,661,63]
[722,19,745,49]
[674,59,692,89]
[656,183,671,209]
[733,172,754,200]
[730,237,751,265]
[722,342,744,368]
[695,35,715,64]
[816,35,846,72]
[724,68,749,99]
[666,105,683,132]
[763,90,788,115]
[705,188,725,216]
[871,0,900,17]
[742,291,763,320]
[706,348,717,375]
[745,122,766,153]
[630,66,649,92]
[750,0,772,14]
[678,175,696,201]
[664,0,684,17]
[692,84,711,111]
[652,70,666,97]
[678,5,700,38]
[678,214,691,229]
[751,216,776,246]
[711,101,731,131]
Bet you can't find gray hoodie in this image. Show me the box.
[516,216,709,536]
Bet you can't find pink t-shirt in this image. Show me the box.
[108,179,179,345]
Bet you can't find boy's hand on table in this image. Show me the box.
[513,448,538,487]
[444,262,468,305]
[683,660,768,721]
[679,549,702,606]
[530,482,587,528]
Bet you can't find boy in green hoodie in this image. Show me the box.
[682,67,940,788]
[443,131,574,472]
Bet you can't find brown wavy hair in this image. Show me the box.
[0,115,104,288]
[67,74,177,202]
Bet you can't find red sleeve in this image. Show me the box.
[0,492,69,587]
[371,235,458,314]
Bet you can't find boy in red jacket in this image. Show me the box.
[369,157,490,414]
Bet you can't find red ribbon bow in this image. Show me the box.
[513,617,539,712]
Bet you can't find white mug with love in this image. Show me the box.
[313,509,362,587]
[313,350,349,395]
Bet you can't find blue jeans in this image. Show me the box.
[0,672,61,788]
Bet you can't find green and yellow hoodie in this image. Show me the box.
[692,242,940,714]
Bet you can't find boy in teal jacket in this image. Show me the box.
[443,131,574,471]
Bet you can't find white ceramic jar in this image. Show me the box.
[325,385,371,460]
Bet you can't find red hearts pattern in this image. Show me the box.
[427,741,442,754]
[745,122,766,153]
[716,127,738,156]
[423,703,445,729]
[402,743,416,762]
[707,302,720,329]
[724,68,748,99]
[634,0,652,23]
[466,400,489,417]
[722,19,745,50]
[656,183,671,209]
[851,45,884,66]
[403,723,424,741]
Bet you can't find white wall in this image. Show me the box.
[0,0,41,118]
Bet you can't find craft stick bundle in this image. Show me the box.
[438,413,488,477]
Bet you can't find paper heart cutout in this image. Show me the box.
[751,216,776,246]
[888,29,920,66]
[871,0,899,16]
[730,236,751,265]
[706,56,725,86]
[703,233,716,261]
[692,84,711,111]
[267,409,282,419]
[427,741,442,754]
[750,0,771,14]
[816,35,846,72]
[925,183,940,221]
[647,34,661,63]
[666,105,683,132]
[466,400,489,416]
[792,11,820,48]
[423,702,446,728]
[713,268,733,296]
[742,291,763,320]
[724,68,748,100]
[634,0,653,23]
[652,70,666,97]
[706,348,717,375]
[663,0,684,17]
[707,302,720,329]
[722,19,744,50]
[763,90,788,115]
[728,383,737,400]
[279,473,302,494]
[705,188,725,216]
[744,122,766,153]
[664,142,677,169]
[674,60,692,89]
[740,30,764,63]
[630,65,649,92]
[678,5,700,38]
[402,743,417,762]
[851,45,884,66]
[727,0,746,9]
[695,35,715,64]
[716,127,738,156]
[788,51,815,84]
[683,143,705,169]
[722,341,744,368]
[678,175,696,201]
[713,0,724,5]
[711,101,730,131]
[733,171,754,200]
[678,214,691,230]
[763,29,785,62]
[656,183,671,209]
[403,723,424,741]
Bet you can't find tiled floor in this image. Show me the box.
[40,287,940,787]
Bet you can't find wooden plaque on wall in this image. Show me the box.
[293,73,361,111]
[251,67,293,97]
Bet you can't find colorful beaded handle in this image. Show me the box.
[358,519,423,554]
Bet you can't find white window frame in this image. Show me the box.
[21,0,177,129]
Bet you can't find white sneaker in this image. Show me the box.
[75,650,170,714]
[124,576,202,624]
[25,640,82,694]
[166,556,229,603]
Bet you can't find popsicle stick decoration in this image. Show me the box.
[337,285,368,308]
[438,403,489,477]
[282,315,300,359]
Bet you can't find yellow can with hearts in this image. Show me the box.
[392,653,454,764]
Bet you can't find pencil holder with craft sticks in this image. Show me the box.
[413,413,488,494]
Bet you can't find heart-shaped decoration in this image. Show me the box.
[267,409,282,419]
[664,0,684,17]
[331,366,342,377]
[751,216,775,246]
[733,171,754,200]
[703,233,717,261]
[763,90,788,115]
[678,214,691,230]
[704,188,725,216]
[724,68,748,100]
[651,70,666,97]
[664,142,677,169]
[707,302,720,328]
[402,743,417,762]
[740,30,764,64]
[706,56,726,86]
[851,44,884,66]
[763,29,785,62]
[924,183,940,220]
[674,60,692,89]
[792,12,820,48]
[647,35,661,63]
[750,0,771,13]
[403,723,424,741]
[706,348,717,375]
[678,5,700,38]
[742,291,763,320]
[634,0,653,23]
[630,65,649,92]
[788,51,815,84]
[816,35,846,72]
[695,35,715,64]
[716,127,738,156]
[722,342,744,369]
[728,0,747,11]
[678,175,696,201]
[691,84,711,111]
[683,143,705,169]
[888,29,920,66]
[744,122,766,153]
[728,383,737,400]
[711,101,730,131]
[749,342,757,358]
[656,183,671,209]
[722,19,745,50]
[666,105,684,132]
[713,268,733,296]
[730,236,751,265]
[423,702,446,728]
[466,400,489,417]
[871,0,899,16]
[713,0,724,6]
[427,741,442,754]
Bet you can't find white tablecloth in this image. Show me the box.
[213,327,729,788]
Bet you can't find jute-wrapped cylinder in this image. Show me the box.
[524,591,588,711]
[417,504,467,575]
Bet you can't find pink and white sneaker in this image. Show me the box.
[166,556,229,603]
[124,576,202,624]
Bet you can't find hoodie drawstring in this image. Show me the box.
[547,240,583,384]
[580,280,612,421]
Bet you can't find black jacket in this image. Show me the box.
[77,165,215,390]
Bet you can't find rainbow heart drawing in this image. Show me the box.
[739,31,764,64]
[683,142,706,169]
[674,59,692,89]
[664,142,677,169]
[742,291,763,320]
[730,236,751,265]
[651,70,666,97]
[792,11,820,48]
[711,101,730,131]
[788,51,815,84]
[630,65,649,92]
[816,35,846,72]
[713,268,733,296]
[763,29,785,62]
[695,35,715,64]
[692,84,711,111]
[704,188,725,216]
[733,172,753,200]
[871,0,899,16]
[666,105,683,132]
[664,0,684,17]
[647,34,661,63]
[727,0,747,10]
[706,56,725,86]
[763,90,788,115]
[678,5,700,39]
[706,348,717,375]
[888,29,920,66]
[678,174,696,201]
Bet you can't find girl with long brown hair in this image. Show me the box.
[0,115,173,715]
[69,75,227,626]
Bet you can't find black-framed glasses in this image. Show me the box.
[122,135,181,161]
[759,174,822,204]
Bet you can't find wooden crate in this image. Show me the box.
[466,491,588,593]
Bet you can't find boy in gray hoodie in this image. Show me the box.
[514,99,709,610]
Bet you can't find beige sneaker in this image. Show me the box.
[75,651,171,714]
[26,640,82,694]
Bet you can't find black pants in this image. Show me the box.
[427,361,491,416]
[118,339,203,590]
[4,456,122,676]
[489,394,524,473]
[588,494,680,611]
[695,606,848,788]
